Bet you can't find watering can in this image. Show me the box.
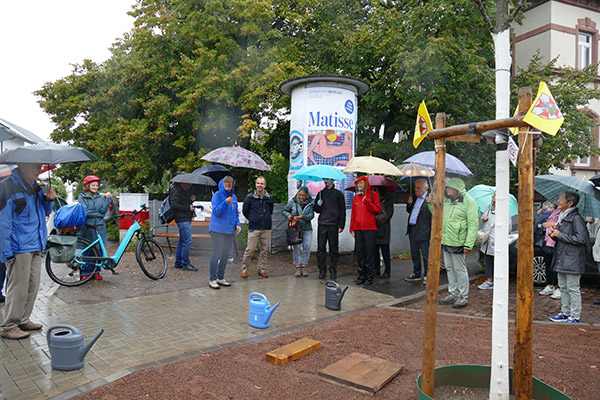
[47,325,104,371]
[325,280,348,310]
[248,292,280,329]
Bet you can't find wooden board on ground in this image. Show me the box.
[319,352,403,394]
[266,338,321,365]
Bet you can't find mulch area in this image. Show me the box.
[72,306,599,400]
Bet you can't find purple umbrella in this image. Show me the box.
[201,146,271,171]
[404,151,472,176]
[344,175,404,192]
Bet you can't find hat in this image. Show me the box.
[83,175,101,186]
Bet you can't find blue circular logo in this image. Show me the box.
[345,100,354,114]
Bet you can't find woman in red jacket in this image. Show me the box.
[350,176,381,286]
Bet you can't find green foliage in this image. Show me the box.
[41,177,67,199]
[106,220,120,242]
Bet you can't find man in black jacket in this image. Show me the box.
[170,182,197,271]
[241,177,274,278]
[313,178,346,279]
[405,179,432,283]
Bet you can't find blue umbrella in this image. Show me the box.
[535,175,600,218]
[404,151,472,176]
[293,165,347,181]
[467,185,518,216]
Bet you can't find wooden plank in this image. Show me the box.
[266,338,321,365]
[319,352,403,394]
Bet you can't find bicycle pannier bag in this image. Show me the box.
[158,197,175,224]
[54,203,87,229]
[286,223,303,246]
[46,234,78,263]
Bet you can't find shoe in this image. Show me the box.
[240,268,248,278]
[216,279,231,287]
[452,297,468,308]
[295,268,302,277]
[319,272,326,279]
[174,264,182,269]
[182,265,198,272]
[593,299,600,305]
[404,273,422,282]
[478,281,494,290]
[227,257,234,262]
[380,273,390,279]
[566,315,581,324]
[422,277,427,285]
[18,322,42,331]
[539,285,555,296]
[94,274,103,280]
[301,267,308,277]
[208,280,220,290]
[356,278,365,285]
[80,275,90,281]
[330,273,337,280]
[551,289,561,299]
[549,312,569,322]
[0,326,30,340]
[439,294,457,305]
[363,280,373,286]
[258,269,269,278]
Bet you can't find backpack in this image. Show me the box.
[158,196,175,224]
[54,203,87,229]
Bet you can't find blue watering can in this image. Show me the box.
[249,292,280,329]
[47,324,104,371]
[325,280,348,310]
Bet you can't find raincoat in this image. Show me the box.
[350,176,381,232]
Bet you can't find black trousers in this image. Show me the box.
[356,230,377,283]
[317,224,339,274]
[409,231,430,277]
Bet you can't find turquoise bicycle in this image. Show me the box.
[46,204,167,286]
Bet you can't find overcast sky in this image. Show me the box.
[0,1,136,141]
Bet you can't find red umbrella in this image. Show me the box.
[344,175,404,192]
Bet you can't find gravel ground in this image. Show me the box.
[72,307,599,400]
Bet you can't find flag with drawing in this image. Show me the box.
[413,101,432,148]
[523,82,564,136]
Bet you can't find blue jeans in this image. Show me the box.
[292,231,312,265]
[210,232,233,280]
[175,221,192,267]
[79,224,108,276]
[0,262,6,296]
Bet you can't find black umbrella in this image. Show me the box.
[0,142,98,164]
[192,165,231,194]
[590,173,600,187]
[171,173,217,196]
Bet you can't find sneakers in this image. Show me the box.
[258,269,269,278]
[240,268,248,278]
[208,280,220,290]
[380,273,390,279]
[404,273,422,282]
[182,265,198,271]
[174,264,182,269]
[452,297,469,309]
[301,267,308,277]
[80,275,89,281]
[551,288,561,299]
[227,257,235,262]
[539,285,555,296]
[422,277,427,285]
[478,281,494,290]
[549,312,569,322]
[439,294,457,305]
[216,279,231,287]
[0,326,30,340]
[18,322,42,331]
[566,315,582,324]
[295,268,302,277]
[94,274,103,280]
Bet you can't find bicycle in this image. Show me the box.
[46,204,167,286]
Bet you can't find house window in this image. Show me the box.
[579,32,592,69]
[575,156,590,166]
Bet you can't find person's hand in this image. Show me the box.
[542,221,553,228]
[105,192,112,198]
[351,231,355,237]
[226,196,233,204]
[189,205,195,212]
[235,225,242,234]
[338,228,343,233]
[45,188,57,201]
[482,215,489,222]
[426,194,433,203]
[190,195,196,201]
[587,217,594,223]
[288,215,293,221]
[296,215,303,220]
[318,199,323,206]
[407,196,413,205]
[464,248,472,255]
[6,258,14,266]
[550,228,560,238]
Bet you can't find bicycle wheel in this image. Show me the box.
[46,238,100,286]
[136,237,167,280]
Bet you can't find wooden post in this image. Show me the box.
[421,113,447,397]
[514,87,533,399]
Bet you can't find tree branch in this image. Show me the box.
[472,0,494,32]
[508,1,530,27]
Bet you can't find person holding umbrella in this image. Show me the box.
[0,163,56,340]
[282,186,314,277]
[77,175,112,280]
[314,178,346,280]
[405,178,432,283]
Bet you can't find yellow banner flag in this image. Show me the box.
[509,105,519,135]
[523,82,564,136]
[413,101,432,148]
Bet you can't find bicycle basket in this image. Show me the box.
[46,234,78,263]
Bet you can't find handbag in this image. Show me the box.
[477,229,490,244]
[286,220,303,245]
[372,191,387,227]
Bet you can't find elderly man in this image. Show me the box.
[0,163,55,340]
[405,178,432,284]
[437,177,479,309]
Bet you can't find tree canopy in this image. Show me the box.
[35,0,600,197]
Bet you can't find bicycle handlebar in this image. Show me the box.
[118,203,148,219]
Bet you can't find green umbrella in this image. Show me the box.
[535,174,600,218]
[467,185,518,216]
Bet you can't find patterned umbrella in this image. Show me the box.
[535,174,600,218]
[404,151,472,176]
[395,162,435,177]
[0,164,15,178]
[201,146,271,171]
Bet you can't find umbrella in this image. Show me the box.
[171,173,216,187]
[0,164,16,178]
[396,162,435,178]
[404,151,472,176]
[534,174,600,218]
[342,155,402,176]
[193,165,231,182]
[201,146,271,171]
[590,173,600,187]
[344,175,404,193]
[293,165,347,181]
[467,185,519,216]
[0,142,98,164]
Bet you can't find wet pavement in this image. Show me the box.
[1,250,599,399]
